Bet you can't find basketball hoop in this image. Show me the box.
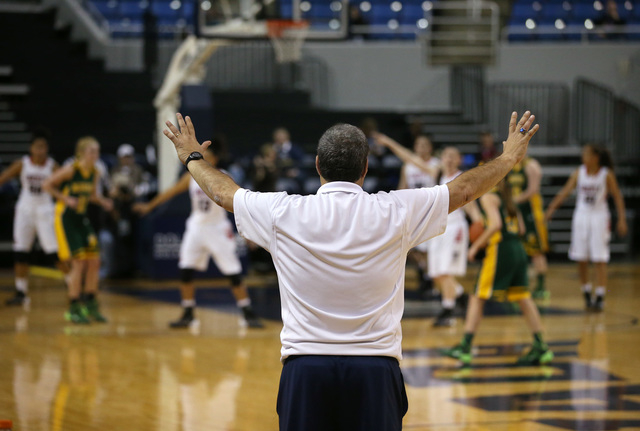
[266,19,309,63]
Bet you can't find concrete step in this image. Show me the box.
[0,142,31,152]
[0,84,29,96]
[528,146,582,157]
[0,112,16,121]
[0,132,31,141]
[0,122,26,132]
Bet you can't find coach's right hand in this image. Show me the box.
[502,111,539,164]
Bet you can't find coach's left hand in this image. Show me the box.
[164,113,212,165]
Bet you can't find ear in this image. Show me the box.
[315,155,321,177]
[361,157,369,180]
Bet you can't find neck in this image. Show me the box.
[30,156,46,165]
[586,164,600,174]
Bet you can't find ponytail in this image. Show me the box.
[499,179,518,219]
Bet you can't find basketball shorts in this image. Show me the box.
[427,219,468,278]
[520,196,549,256]
[13,203,58,254]
[55,210,99,261]
[569,210,610,263]
[277,355,407,431]
[178,218,242,274]
[475,238,530,302]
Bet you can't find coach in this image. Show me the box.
[163,111,539,431]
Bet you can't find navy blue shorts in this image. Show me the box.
[277,355,408,431]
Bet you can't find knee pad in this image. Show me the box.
[14,251,29,264]
[180,268,195,283]
[45,253,59,266]
[229,274,242,287]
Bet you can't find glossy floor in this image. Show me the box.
[0,264,639,431]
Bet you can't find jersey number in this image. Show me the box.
[199,200,210,211]
[29,185,42,194]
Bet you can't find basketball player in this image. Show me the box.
[43,137,113,324]
[441,179,553,366]
[545,144,627,311]
[507,157,549,299]
[427,147,482,327]
[134,145,263,329]
[386,134,440,295]
[0,130,68,306]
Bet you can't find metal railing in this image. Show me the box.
[451,66,485,123]
[574,78,640,163]
[487,82,570,146]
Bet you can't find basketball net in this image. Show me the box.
[267,19,309,63]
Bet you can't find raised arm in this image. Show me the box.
[163,114,240,213]
[374,133,440,178]
[544,169,578,221]
[447,111,539,213]
[514,158,542,204]
[606,170,628,236]
[0,159,22,187]
[398,165,408,189]
[134,172,190,216]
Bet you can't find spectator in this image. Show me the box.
[251,143,280,192]
[594,0,626,40]
[478,131,499,164]
[272,127,305,193]
[348,3,369,40]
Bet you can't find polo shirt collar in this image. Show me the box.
[317,181,363,194]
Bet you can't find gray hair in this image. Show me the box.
[317,124,369,183]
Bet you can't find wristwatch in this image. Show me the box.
[185,151,204,170]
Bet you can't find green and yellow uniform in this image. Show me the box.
[507,158,548,256]
[475,191,530,302]
[54,162,99,261]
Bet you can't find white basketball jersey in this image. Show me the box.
[404,157,439,189]
[575,165,608,212]
[17,156,55,208]
[440,170,466,225]
[188,176,228,225]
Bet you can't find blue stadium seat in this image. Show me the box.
[512,3,540,20]
[571,3,601,21]
[541,3,571,20]
[280,3,293,18]
[401,4,426,21]
[119,1,146,19]
[91,0,121,19]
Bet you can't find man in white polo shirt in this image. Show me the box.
[162,111,539,431]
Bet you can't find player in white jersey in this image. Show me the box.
[134,145,263,328]
[395,135,440,293]
[545,145,627,311]
[427,147,483,326]
[0,131,67,306]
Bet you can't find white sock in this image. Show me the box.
[64,274,72,286]
[595,286,606,297]
[454,284,464,297]
[582,283,592,293]
[181,299,196,308]
[441,298,456,309]
[237,298,251,308]
[15,277,28,293]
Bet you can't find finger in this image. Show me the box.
[176,113,187,135]
[527,124,540,138]
[165,121,181,137]
[200,140,212,152]
[517,111,531,128]
[508,111,517,134]
[522,114,535,131]
[185,116,196,136]
[163,129,177,144]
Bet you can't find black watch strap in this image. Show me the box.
[185,152,204,169]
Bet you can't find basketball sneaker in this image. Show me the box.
[516,345,554,366]
[169,308,198,329]
[5,291,28,306]
[532,287,550,300]
[583,291,592,309]
[591,295,604,312]
[433,309,454,327]
[440,344,472,365]
[65,302,90,324]
[84,298,108,323]
[241,307,265,329]
[455,293,469,311]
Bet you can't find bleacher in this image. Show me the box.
[506,0,640,41]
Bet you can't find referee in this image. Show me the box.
[163,111,539,431]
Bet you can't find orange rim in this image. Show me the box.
[266,19,309,38]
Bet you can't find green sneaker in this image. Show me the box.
[440,344,472,365]
[532,288,550,300]
[65,302,90,324]
[516,345,554,366]
[83,298,108,323]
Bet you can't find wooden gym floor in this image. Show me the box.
[0,263,639,431]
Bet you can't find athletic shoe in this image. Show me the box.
[169,309,197,329]
[532,288,550,300]
[433,309,454,327]
[440,344,472,365]
[583,291,592,309]
[591,295,604,312]
[516,345,554,366]
[65,303,91,324]
[5,291,28,306]
[83,298,108,323]
[455,293,469,311]
[242,307,265,329]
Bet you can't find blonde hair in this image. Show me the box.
[75,136,99,159]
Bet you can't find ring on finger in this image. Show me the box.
[175,133,181,137]
[519,127,527,134]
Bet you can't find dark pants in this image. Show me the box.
[277,355,408,431]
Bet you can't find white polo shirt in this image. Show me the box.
[233,181,450,361]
